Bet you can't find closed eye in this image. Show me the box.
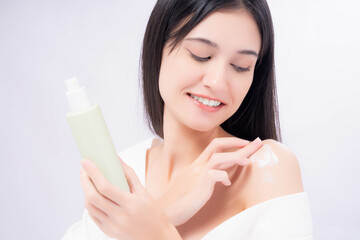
[187,49,211,62]
[187,48,250,72]
[231,64,250,72]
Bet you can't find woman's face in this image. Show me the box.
[159,9,261,132]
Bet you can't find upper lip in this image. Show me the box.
[188,93,226,104]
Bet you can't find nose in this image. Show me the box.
[201,62,228,91]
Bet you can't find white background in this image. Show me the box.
[0,0,359,239]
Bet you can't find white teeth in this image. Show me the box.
[190,94,221,107]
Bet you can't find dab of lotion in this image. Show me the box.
[249,144,280,183]
[249,144,279,168]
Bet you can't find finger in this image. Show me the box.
[118,157,145,195]
[118,155,130,169]
[217,158,250,169]
[80,167,116,215]
[237,137,263,158]
[195,137,250,164]
[207,152,250,170]
[85,200,108,223]
[207,169,231,186]
[86,209,108,235]
[125,165,148,198]
[81,159,131,205]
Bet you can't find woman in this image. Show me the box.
[63,0,313,239]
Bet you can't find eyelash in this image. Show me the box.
[187,50,250,73]
[231,64,250,73]
[190,52,211,62]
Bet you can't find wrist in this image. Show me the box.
[156,192,195,227]
[156,196,178,225]
[161,221,182,240]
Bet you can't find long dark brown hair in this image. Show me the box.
[141,0,282,142]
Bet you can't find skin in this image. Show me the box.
[80,159,182,240]
[80,8,304,240]
[158,8,261,174]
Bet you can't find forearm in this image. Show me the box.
[156,193,189,227]
[156,194,176,224]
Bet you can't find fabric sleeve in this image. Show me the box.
[251,192,313,240]
[202,192,313,240]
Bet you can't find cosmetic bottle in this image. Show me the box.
[65,77,129,192]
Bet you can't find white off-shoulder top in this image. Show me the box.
[62,138,313,240]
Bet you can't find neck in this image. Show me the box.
[157,106,231,181]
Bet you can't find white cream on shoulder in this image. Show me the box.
[249,143,279,168]
[249,143,279,183]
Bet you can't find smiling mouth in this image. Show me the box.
[187,93,224,107]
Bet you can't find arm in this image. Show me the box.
[243,139,304,209]
[237,140,312,239]
[154,137,263,226]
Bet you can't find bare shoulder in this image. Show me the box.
[242,139,304,209]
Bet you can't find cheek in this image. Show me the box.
[158,54,175,99]
[230,77,253,107]
[158,68,171,102]
[174,51,203,84]
[159,53,200,97]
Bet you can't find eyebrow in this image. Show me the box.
[184,37,259,58]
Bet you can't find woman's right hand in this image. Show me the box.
[156,137,263,226]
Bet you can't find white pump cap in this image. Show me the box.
[65,77,92,112]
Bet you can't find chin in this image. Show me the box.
[184,120,221,133]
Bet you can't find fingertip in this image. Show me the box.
[118,156,129,168]
[81,159,88,169]
[222,181,230,186]
[226,180,231,186]
[246,160,253,166]
[81,159,96,170]
[251,137,263,149]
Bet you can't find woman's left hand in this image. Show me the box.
[80,158,181,240]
